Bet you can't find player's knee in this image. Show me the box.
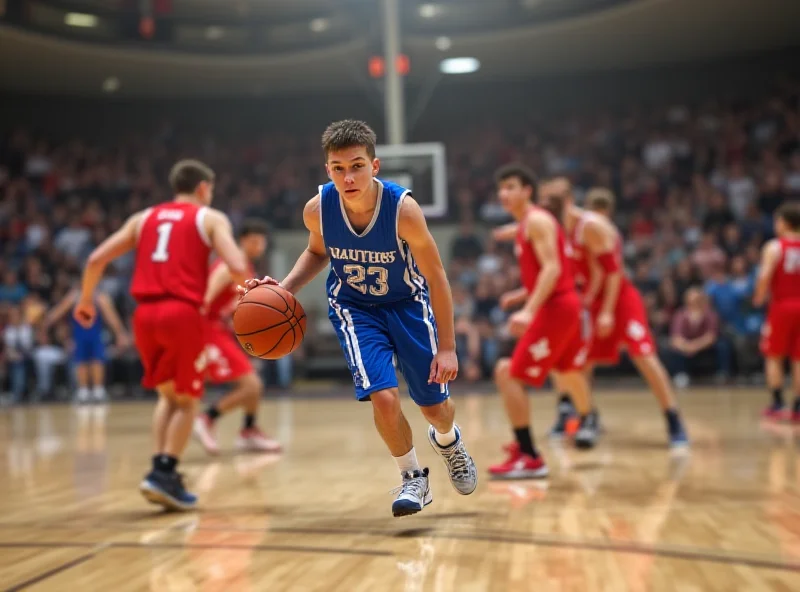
[172,394,197,409]
[494,358,512,382]
[370,389,401,418]
[240,372,263,397]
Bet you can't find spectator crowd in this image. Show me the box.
[1,79,800,401]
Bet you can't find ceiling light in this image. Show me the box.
[64,13,98,28]
[205,26,224,40]
[418,3,440,19]
[439,57,480,75]
[309,18,330,33]
[435,36,451,51]
[102,77,120,93]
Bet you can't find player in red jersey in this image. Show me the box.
[545,180,689,450]
[754,201,800,423]
[73,159,248,511]
[194,219,281,454]
[488,165,597,480]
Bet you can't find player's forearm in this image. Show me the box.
[506,287,528,308]
[79,257,107,303]
[427,271,456,351]
[493,223,518,243]
[281,249,329,295]
[753,277,769,306]
[523,264,560,316]
[600,272,622,316]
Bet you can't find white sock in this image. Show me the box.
[77,387,90,401]
[433,425,458,447]
[394,447,421,474]
[92,386,106,398]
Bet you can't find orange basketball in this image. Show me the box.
[233,284,306,359]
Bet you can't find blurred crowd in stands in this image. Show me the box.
[1,80,799,401]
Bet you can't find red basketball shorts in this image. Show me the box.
[510,291,589,387]
[761,300,800,360]
[588,282,656,365]
[133,299,207,398]
[205,319,253,384]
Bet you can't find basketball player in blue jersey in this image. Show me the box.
[44,287,130,402]
[243,120,477,516]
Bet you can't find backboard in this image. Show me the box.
[375,142,447,218]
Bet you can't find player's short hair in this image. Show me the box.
[169,159,215,195]
[321,120,377,159]
[586,188,616,213]
[238,218,269,239]
[777,201,800,231]
[494,163,537,189]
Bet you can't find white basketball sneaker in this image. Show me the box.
[235,427,282,453]
[392,468,433,517]
[193,415,220,455]
[427,425,478,495]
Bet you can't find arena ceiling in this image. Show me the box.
[0,0,799,97]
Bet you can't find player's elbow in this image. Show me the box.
[544,261,561,278]
[86,248,107,268]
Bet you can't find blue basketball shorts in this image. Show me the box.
[73,333,105,363]
[328,295,449,407]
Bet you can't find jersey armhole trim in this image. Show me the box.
[318,186,325,239]
[136,208,153,244]
[196,207,212,247]
[395,190,412,259]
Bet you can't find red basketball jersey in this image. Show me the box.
[206,259,255,321]
[570,211,629,304]
[515,206,575,298]
[771,237,800,303]
[130,201,212,306]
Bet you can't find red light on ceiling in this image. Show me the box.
[368,55,411,78]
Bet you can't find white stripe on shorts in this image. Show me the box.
[330,298,371,390]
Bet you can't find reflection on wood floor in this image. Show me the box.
[1,387,799,591]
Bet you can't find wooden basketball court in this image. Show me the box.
[1,387,799,591]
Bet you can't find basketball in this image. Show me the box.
[233,284,306,359]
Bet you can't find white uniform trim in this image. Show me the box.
[317,186,325,239]
[330,298,371,389]
[195,206,212,247]
[339,180,384,238]
[136,207,153,244]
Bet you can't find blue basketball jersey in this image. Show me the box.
[321,179,427,305]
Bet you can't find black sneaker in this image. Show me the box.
[140,469,198,511]
[550,396,576,439]
[575,411,599,449]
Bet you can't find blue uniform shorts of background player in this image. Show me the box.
[72,315,105,363]
[320,178,449,407]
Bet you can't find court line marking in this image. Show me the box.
[0,540,391,558]
[269,525,800,573]
[2,519,798,572]
[5,549,100,592]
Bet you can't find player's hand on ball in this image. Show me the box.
[429,349,458,385]
[508,310,532,337]
[73,299,97,328]
[238,276,281,297]
[596,311,614,338]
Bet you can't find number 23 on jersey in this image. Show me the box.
[344,264,389,296]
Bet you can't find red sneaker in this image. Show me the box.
[236,427,282,453]
[489,447,549,480]
[762,406,789,422]
[791,411,800,424]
